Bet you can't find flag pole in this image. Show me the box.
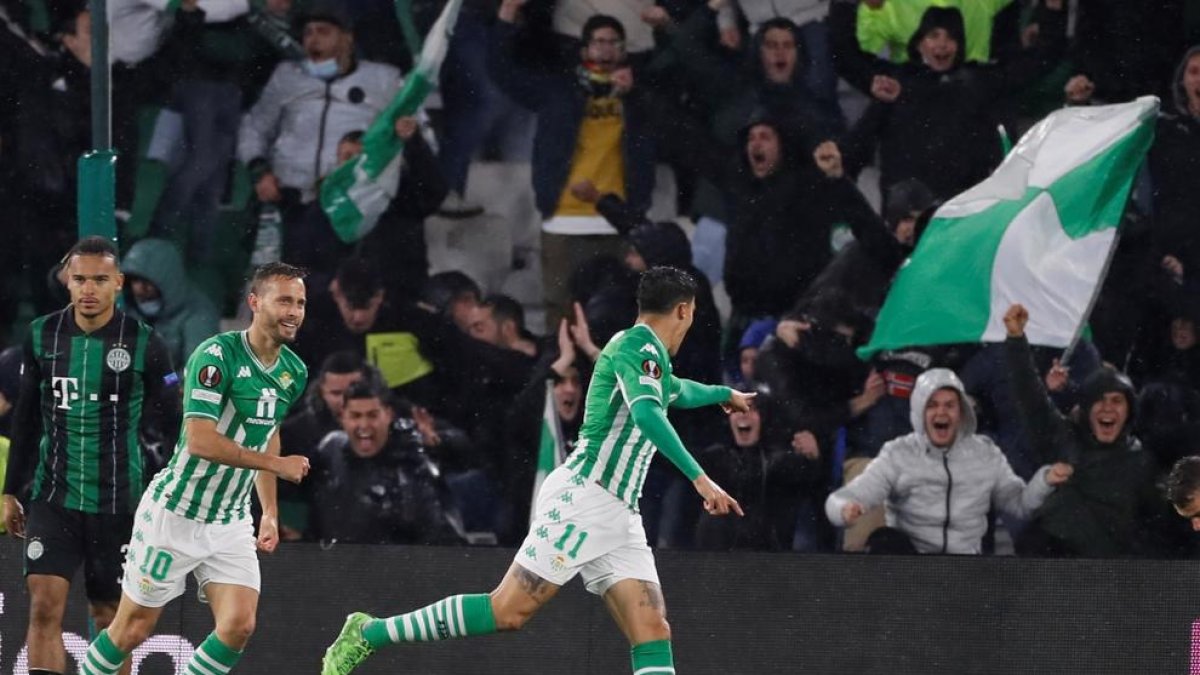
[1061,229,1122,365]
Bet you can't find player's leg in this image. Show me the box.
[82,495,192,674]
[322,562,559,675]
[80,596,165,675]
[582,508,673,675]
[184,515,266,673]
[323,467,593,675]
[86,602,130,675]
[180,582,259,674]
[25,575,70,674]
[24,502,86,675]
[603,579,675,675]
[84,511,137,675]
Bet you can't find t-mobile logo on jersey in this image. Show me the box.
[256,388,278,418]
[51,377,79,410]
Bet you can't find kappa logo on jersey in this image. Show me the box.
[641,359,662,379]
[237,366,252,378]
[106,346,132,373]
[198,365,223,388]
[205,343,224,360]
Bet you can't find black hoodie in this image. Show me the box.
[839,5,1067,201]
[1006,335,1157,556]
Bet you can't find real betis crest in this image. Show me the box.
[280,371,294,389]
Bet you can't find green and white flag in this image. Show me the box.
[532,380,566,524]
[319,0,463,242]
[859,96,1158,360]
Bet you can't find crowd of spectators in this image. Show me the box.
[1,0,1199,556]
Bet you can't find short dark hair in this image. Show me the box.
[582,14,625,44]
[319,351,366,379]
[62,236,119,266]
[334,257,383,308]
[339,130,365,146]
[483,294,525,330]
[251,262,307,294]
[342,378,390,409]
[421,271,482,313]
[1166,456,1200,509]
[759,17,800,40]
[637,266,697,315]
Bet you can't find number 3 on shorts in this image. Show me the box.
[139,546,175,582]
[553,524,589,559]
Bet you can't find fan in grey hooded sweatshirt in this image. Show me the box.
[825,368,1064,554]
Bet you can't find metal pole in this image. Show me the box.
[91,0,110,149]
[78,0,117,242]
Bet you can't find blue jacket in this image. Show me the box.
[488,21,656,220]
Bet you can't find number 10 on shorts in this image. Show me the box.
[138,546,175,582]
[554,524,589,559]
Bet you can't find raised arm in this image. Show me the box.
[1001,304,1075,464]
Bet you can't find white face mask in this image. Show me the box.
[303,57,340,80]
[137,298,164,318]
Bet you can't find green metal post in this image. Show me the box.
[78,0,117,243]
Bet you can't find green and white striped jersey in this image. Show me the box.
[149,331,307,524]
[566,324,680,510]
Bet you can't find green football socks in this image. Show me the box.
[631,639,675,675]
[361,594,497,648]
[186,632,242,674]
[80,630,126,675]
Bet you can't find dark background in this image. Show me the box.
[1,541,1197,674]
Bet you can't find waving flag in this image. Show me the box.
[532,380,566,524]
[858,96,1158,360]
[319,0,463,242]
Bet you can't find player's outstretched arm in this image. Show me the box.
[670,377,755,413]
[185,418,310,483]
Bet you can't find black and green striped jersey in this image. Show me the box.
[3,308,181,515]
[566,324,679,509]
[149,331,307,524]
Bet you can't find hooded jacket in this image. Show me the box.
[1005,335,1157,556]
[841,5,1066,201]
[238,58,403,200]
[1148,46,1200,270]
[122,238,220,368]
[826,368,1054,554]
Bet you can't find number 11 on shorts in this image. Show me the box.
[553,524,588,559]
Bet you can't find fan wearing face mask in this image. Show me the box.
[121,238,220,370]
[238,2,421,234]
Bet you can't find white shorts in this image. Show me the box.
[121,493,260,608]
[515,466,659,596]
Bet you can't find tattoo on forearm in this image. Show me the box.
[638,581,664,612]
